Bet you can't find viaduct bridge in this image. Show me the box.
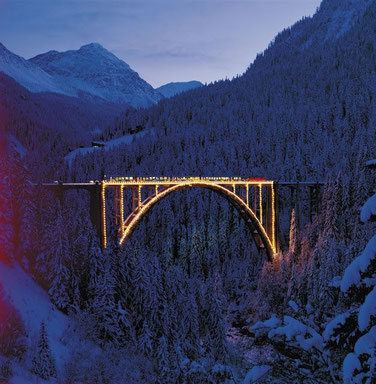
[42,177,324,261]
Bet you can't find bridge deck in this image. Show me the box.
[40,180,325,188]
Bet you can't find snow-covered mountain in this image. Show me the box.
[0,42,163,108]
[156,80,203,98]
[0,43,62,94]
[30,43,163,107]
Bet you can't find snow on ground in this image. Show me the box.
[65,128,154,167]
[8,135,27,158]
[226,325,275,383]
[243,365,271,384]
[360,192,376,223]
[0,261,69,374]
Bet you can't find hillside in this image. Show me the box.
[0,261,69,381]
[0,73,126,181]
[156,81,203,98]
[82,0,375,181]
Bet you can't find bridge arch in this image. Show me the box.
[116,182,276,261]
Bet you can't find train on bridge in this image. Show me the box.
[104,176,267,183]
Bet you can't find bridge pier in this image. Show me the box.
[274,183,280,253]
[89,182,105,248]
[52,182,64,206]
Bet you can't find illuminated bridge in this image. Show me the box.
[42,177,324,261]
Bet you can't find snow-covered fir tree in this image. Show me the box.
[31,321,57,380]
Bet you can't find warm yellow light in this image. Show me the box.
[138,185,142,208]
[120,186,124,236]
[259,184,263,225]
[271,183,276,254]
[100,178,277,259]
[105,177,274,186]
[101,182,107,249]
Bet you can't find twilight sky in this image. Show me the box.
[0,0,321,87]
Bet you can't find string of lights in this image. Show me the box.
[101,182,107,249]
[110,179,277,259]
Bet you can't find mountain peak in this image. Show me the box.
[29,43,162,106]
[78,43,110,55]
[0,41,62,94]
[156,81,203,98]
[80,42,104,50]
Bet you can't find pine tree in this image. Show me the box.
[139,320,153,357]
[91,250,125,346]
[191,226,205,279]
[203,284,227,362]
[156,335,170,382]
[31,322,57,380]
[329,190,376,383]
[132,251,152,334]
[43,204,70,310]
[322,178,339,240]
[182,293,201,360]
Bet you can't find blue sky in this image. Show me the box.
[0,0,321,87]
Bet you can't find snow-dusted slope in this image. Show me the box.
[0,261,106,382]
[0,43,62,94]
[0,262,69,371]
[268,0,372,53]
[30,43,163,107]
[65,128,154,166]
[315,0,372,41]
[156,81,203,98]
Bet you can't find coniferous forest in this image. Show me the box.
[1,0,376,382]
